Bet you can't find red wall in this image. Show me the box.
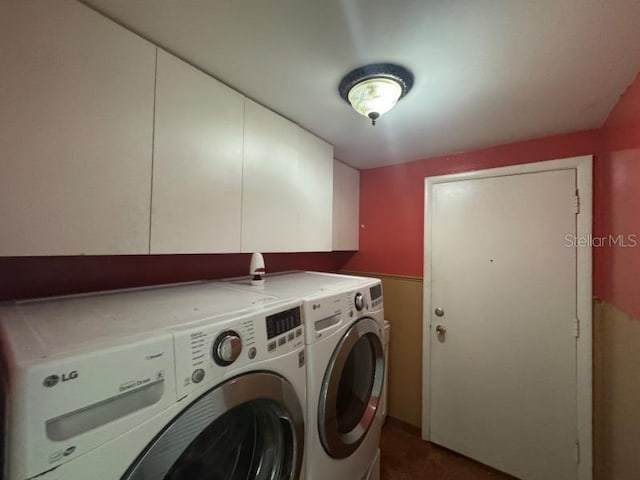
[344,130,602,277]
[594,72,640,320]
[0,252,354,301]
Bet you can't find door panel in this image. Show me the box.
[151,50,244,254]
[0,0,155,255]
[241,100,333,253]
[319,318,384,458]
[123,372,304,480]
[332,160,360,251]
[429,169,578,479]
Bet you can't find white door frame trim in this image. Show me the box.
[422,155,593,480]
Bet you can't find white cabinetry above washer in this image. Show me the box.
[242,99,334,253]
[0,1,338,256]
[296,128,334,252]
[0,0,155,256]
[150,50,244,254]
[332,160,360,251]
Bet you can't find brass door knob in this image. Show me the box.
[435,325,446,336]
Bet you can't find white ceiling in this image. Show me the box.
[83,0,640,169]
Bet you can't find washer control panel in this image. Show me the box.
[347,281,384,315]
[369,282,383,309]
[265,306,302,354]
[173,300,304,399]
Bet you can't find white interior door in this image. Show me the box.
[428,169,579,479]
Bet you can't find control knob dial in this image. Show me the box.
[212,330,242,366]
[354,293,365,311]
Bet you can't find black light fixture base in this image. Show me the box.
[338,63,414,104]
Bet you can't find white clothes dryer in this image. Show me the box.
[220,272,385,480]
[0,282,306,480]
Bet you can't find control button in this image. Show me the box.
[295,328,302,337]
[354,293,365,311]
[287,332,295,341]
[248,346,257,359]
[268,341,276,352]
[278,336,286,346]
[191,369,205,384]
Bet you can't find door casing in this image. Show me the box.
[422,156,593,480]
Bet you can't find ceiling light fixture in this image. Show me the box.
[339,63,414,126]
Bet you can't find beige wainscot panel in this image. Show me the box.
[593,299,640,480]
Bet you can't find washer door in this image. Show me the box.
[319,317,384,458]
[122,372,304,480]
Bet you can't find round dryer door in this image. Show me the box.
[318,317,384,459]
[122,372,304,480]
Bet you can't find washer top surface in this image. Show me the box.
[224,271,376,300]
[0,281,280,362]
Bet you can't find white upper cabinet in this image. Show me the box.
[0,0,155,256]
[242,100,333,253]
[0,1,336,256]
[151,51,244,253]
[296,129,334,251]
[332,160,360,251]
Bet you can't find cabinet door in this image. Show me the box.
[0,0,155,256]
[241,100,302,253]
[242,100,333,253]
[332,160,360,250]
[296,129,334,251]
[151,51,244,253]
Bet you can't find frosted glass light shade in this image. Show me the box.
[347,78,403,120]
[338,63,414,125]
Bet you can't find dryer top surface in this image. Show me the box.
[0,281,280,362]
[224,271,378,300]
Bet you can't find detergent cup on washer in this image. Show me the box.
[250,252,266,287]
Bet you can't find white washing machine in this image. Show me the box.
[0,282,307,480]
[220,272,385,480]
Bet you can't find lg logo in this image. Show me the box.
[43,371,79,387]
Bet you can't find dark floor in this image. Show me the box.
[380,419,516,480]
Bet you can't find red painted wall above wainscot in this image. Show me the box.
[0,252,355,301]
[594,72,640,320]
[343,130,602,278]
